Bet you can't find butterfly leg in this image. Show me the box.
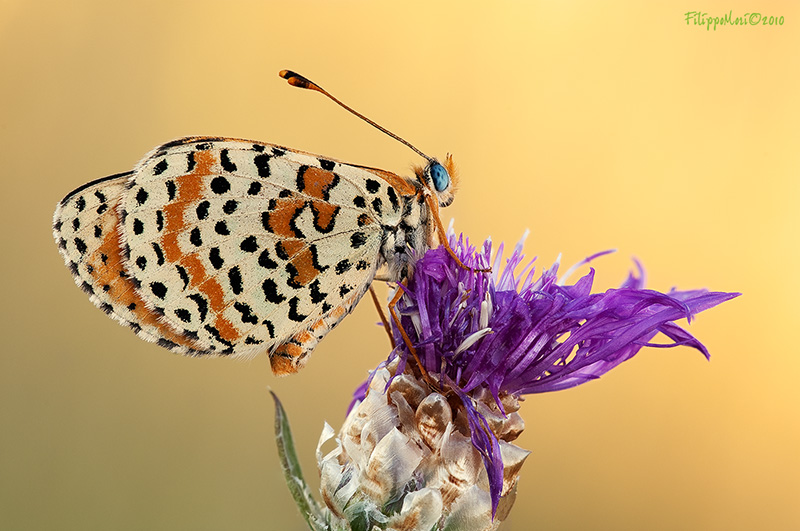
[368,284,395,348]
[387,280,434,384]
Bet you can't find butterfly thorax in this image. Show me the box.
[378,185,431,281]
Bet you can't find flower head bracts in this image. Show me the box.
[384,232,739,514]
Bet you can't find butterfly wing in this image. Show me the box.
[53,173,203,352]
[119,137,406,370]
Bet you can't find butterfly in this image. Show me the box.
[52,70,465,375]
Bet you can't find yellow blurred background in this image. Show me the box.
[1,1,797,529]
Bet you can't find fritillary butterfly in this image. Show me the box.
[52,70,460,375]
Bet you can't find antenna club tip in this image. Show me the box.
[278,69,317,90]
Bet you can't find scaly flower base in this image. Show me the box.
[271,360,529,531]
[317,360,529,531]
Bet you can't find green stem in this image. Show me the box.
[270,390,326,531]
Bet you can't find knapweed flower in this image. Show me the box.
[274,232,738,531]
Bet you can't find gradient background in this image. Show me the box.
[1,1,797,529]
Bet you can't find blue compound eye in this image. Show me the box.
[429,162,450,192]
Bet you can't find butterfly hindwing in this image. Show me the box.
[53,173,202,353]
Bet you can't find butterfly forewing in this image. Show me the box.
[119,137,400,362]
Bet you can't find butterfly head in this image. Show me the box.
[415,154,458,208]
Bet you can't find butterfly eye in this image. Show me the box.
[429,162,450,192]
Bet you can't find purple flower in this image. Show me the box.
[374,232,740,515]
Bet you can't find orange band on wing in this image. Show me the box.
[159,149,240,344]
[300,167,338,199]
[90,222,199,348]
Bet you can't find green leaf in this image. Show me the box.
[271,390,326,531]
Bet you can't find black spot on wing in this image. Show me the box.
[156,210,163,231]
[196,201,210,220]
[350,232,367,249]
[211,177,231,194]
[296,166,308,195]
[204,324,234,348]
[80,281,94,295]
[188,293,208,322]
[275,242,289,260]
[261,319,275,338]
[209,247,224,269]
[186,151,196,172]
[234,302,258,324]
[254,153,271,177]
[74,238,87,254]
[319,159,335,171]
[150,282,168,299]
[248,181,262,195]
[371,197,382,216]
[285,263,303,289]
[228,266,243,295]
[287,296,307,323]
[240,236,258,253]
[215,220,230,235]
[176,264,190,289]
[335,259,351,275]
[366,179,380,193]
[151,242,164,265]
[353,196,366,208]
[309,279,327,304]
[258,248,278,269]
[154,159,168,175]
[220,149,237,172]
[136,188,148,205]
[308,244,328,273]
[387,187,399,211]
[133,218,144,235]
[175,308,192,323]
[166,180,176,200]
[289,206,305,238]
[190,227,203,246]
[157,338,179,350]
[262,278,286,304]
[223,199,238,214]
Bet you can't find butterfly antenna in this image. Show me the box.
[279,69,433,163]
